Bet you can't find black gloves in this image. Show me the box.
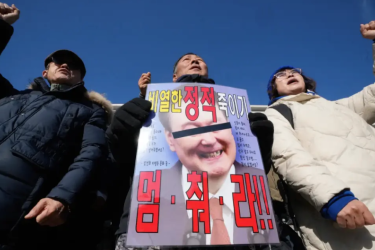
[109,98,152,140]
[248,112,274,174]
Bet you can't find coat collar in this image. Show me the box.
[269,91,321,107]
[27,77,113,124]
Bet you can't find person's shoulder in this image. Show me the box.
[86,91,113,112]
[77,90,113,125]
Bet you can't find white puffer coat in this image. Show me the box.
[265,44,375,250]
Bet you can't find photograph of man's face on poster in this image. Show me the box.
[160,85,236,192]
[126,83,279,248]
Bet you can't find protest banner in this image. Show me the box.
[126,82,279,247]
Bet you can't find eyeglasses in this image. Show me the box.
[49,56,81,70]
[274,68,302,79]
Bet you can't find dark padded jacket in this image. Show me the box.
[0,19,112,243]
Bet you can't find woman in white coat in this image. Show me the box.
[265,21,375,250]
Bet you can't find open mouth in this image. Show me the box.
[287,78,298,85]
[199,150,223,159]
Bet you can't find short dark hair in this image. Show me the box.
[268,70,317,100]
[158,83,227,132]
[173,53,203,74]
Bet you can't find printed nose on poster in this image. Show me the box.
[200,131,216,145]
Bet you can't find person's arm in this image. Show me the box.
[335,22,375,122]
[268,106,375,227]
[106,124,140,172]
[138,72,151,100]
[265,107,352,215]
[248,112,274,174]
[335,42,375,124]
[0,18,13,56]
[0,5,20,98]
[47,107,108,206]
[91,154,115,209]
[106,98,151,172]
[104,98,151,229]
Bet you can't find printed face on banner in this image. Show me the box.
[164,99,236,177]
[126,83,280,248]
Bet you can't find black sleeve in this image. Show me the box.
[248,113,274,175]
[105,127,139,230]
[0,19,17,98]
[0,19,13,56]
[106,126,139,178]
[47,107,109,206]
[104,98,151,231]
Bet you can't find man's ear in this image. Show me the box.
[165,130,176,152]
[172,74,177,82]
[42,70,48,78]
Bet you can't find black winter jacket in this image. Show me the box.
[0,19,112,242]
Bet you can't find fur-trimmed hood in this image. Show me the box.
[85,91,113,124]
[28,78,113,125]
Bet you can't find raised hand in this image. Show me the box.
[360,21,375,40]
[0,3,20,25]
[138,72,151,97]
[337,200,375,229]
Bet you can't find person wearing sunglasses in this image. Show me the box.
[0,3,113,249]
[43,50,86,89]
[264,21,375,250]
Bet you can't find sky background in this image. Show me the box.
[1,0,375,106]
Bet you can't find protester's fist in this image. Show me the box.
[138,72,151,97]
[360,21,375,40]
[24,198,69,227]
[0,3,20,25]
[337,200,375,229]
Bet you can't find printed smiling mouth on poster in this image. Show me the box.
[127,82,279,248]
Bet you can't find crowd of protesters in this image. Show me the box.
[1,2,375,250]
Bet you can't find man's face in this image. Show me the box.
[165,101,236,177]
[173,54,208,82]
[42,57,82,86]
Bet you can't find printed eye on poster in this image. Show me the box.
[126,82,280,248]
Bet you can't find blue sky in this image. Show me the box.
[1,0,375,106]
